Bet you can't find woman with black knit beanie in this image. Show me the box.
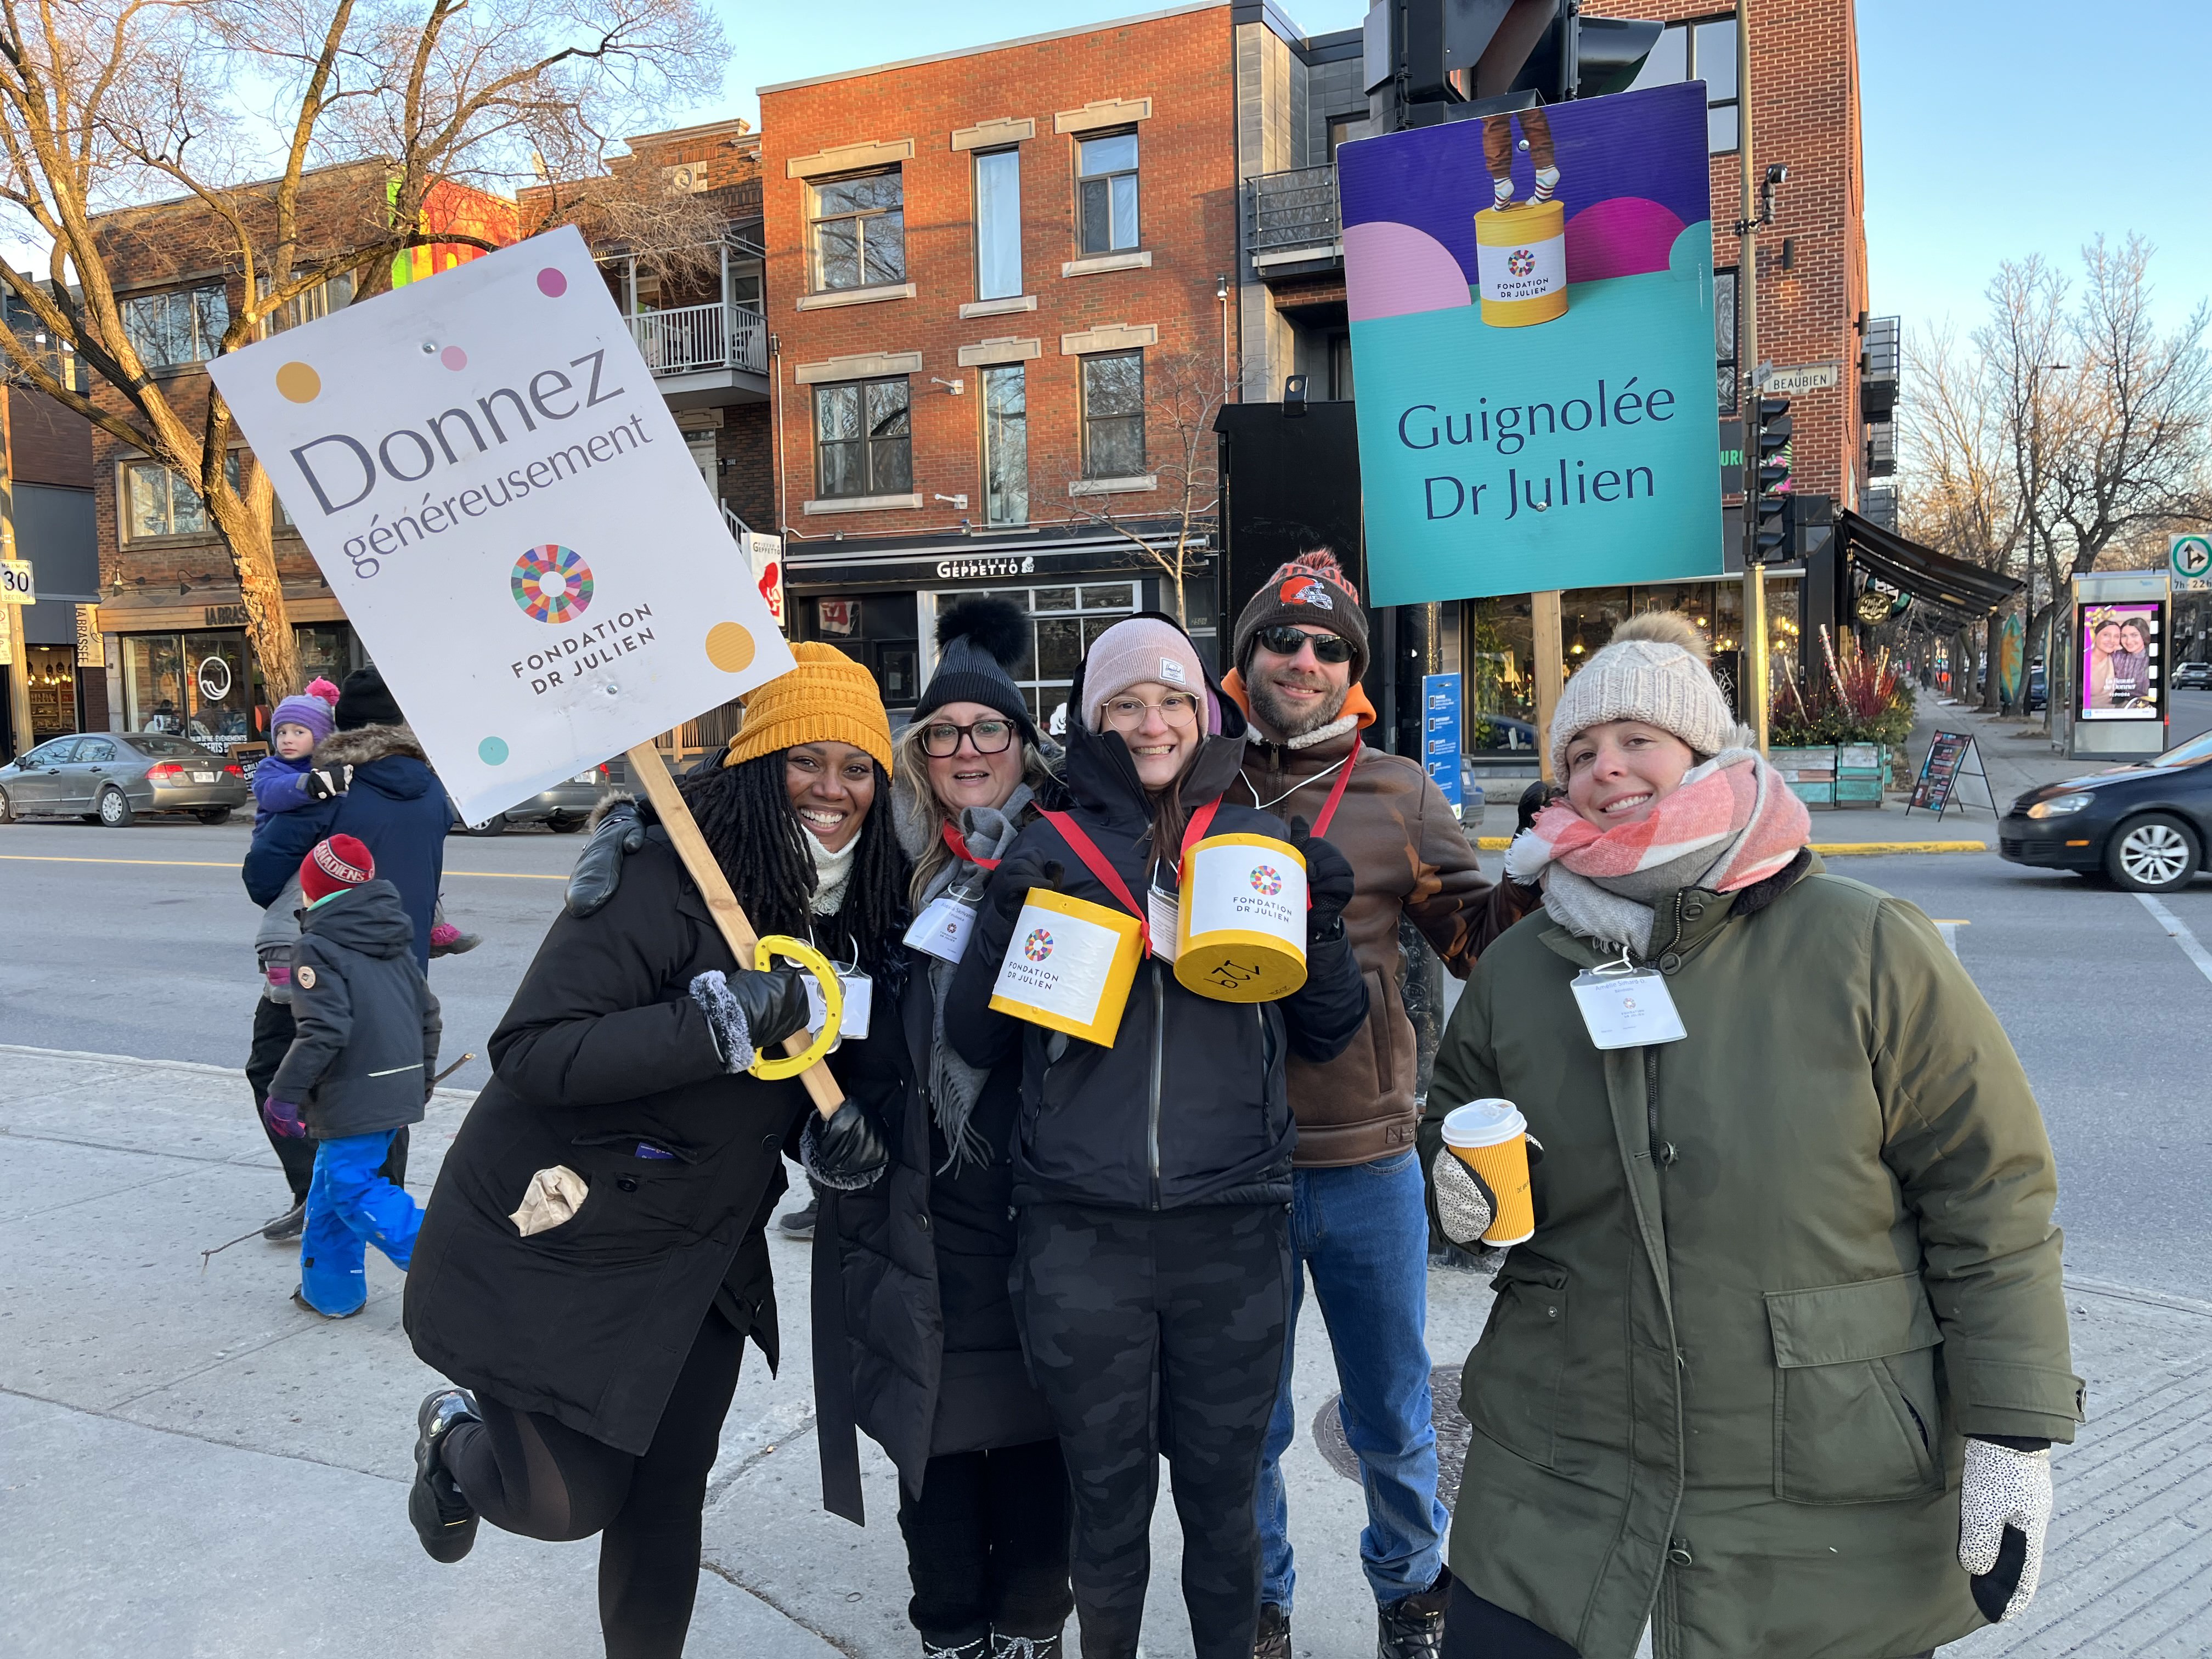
[399,643,909,1659]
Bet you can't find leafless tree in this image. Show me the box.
[1058,347,1228,629]
[0,0,723,694]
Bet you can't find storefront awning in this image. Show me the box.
[1837,509,2022,618]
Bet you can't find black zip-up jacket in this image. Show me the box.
[270,878,441,1137]
[944,624,1367,1211]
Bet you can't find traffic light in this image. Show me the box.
[1751,394,1794,563]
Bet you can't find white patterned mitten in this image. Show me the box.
[1958,1437,2052,1621]
[1431,1153,1496,1248]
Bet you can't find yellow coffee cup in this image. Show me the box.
[1441,1098,1535,1246]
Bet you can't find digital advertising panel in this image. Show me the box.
[2076,600,2165,721]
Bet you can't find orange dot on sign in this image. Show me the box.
[704,622,755,673]
[275,362,321,403]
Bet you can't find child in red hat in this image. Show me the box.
[264,834,443,1317]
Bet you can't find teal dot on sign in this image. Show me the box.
[479,737,510,765]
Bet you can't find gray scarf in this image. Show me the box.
[920,785,1033,1173]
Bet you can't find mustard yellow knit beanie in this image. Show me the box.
[723,641,894,775]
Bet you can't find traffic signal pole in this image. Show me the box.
[1734,0,1769,752]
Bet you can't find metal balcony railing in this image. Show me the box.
[628,302,768,377]
[1861,314,1900,418]
[1865,415,1897,478]
[1246,164,1342,266]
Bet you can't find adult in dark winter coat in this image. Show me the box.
[401,644,904,1659]
[1419,613,2083,1659]
[943,614,1369,1659]
[810,597,1075,1659]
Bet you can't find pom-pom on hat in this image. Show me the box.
[270,676,341,746]
[1232,549,1370,680]
[913,596,1035,738]
[724,641,895,776]
[1547,610,1747,781]
[300,833,375,905]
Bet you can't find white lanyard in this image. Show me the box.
[1569,945,1686,1051]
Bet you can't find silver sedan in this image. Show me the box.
[0,731,251,826]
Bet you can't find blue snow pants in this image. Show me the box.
[300,1130,422,1316]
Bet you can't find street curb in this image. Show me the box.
[1474,837,1991,854]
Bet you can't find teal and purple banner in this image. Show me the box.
[1340,82,1724,603]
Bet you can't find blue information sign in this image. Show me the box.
[1423,672,1464,816]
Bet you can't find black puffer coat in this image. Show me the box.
[944,630,1369,1211]
[814,943,1055,1520]
[405,828,829,1455]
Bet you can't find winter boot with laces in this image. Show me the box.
[1376,1568,1452,1659]
[920,1630,989,1659]
[990,1632,1064,1659]
[409,1387,482,1563]
[1253,1602,1290,1659]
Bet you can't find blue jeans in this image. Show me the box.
[1255,1149,1447,1612]
[300,1130,422,1316]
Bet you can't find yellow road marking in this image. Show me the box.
[1470,838,1990,855]
[0,852,562,879]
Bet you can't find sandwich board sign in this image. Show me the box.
[208,225,793,823]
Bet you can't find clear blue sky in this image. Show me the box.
[681,0,2209,335]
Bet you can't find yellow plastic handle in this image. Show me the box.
[748,934,843,1081]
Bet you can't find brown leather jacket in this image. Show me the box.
[1223,675,1534,1166]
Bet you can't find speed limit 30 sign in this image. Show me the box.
[0,558,31,605]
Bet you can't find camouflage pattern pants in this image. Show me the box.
[1013,1201,1292,1659]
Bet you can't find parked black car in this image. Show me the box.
[1999,729,2212,891]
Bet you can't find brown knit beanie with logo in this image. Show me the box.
[1231,550,1370,680]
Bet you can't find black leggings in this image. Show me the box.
[896,1439,1074,1644]
[441,1307,747,1659]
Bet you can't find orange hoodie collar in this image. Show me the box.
[1221,669,1376,738]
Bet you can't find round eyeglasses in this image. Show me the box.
[1102,693,1201,731]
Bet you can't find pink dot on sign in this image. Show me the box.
[536,268,567,297]
[440,345,467,370]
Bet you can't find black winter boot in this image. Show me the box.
[1376,1568,1451,1659]
[1254,1602,1290,1659]
[409,1387,482,1564]
[989,1632,1064,1659]
[261,1197,307,1242]
[920,1632,988,1659]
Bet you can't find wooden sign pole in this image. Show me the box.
[625,741,848,1118]
[1532,590,1565,783]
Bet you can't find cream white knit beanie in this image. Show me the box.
[1548,611,1747,779]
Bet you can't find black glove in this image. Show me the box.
[986,849,1063,921]
[303,764,353,801]
[804,1098,891,1189]
[1516,780,1565,836]
[566,801,648,918]
[1289,817,1355,942]
[689,965,811,1073]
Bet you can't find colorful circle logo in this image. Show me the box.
[1506,247,1537,277]
[1250,865,1284,896]
[1023,928,1054,962]
[511,545,594,623]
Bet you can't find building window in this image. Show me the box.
[814,378,913,498]
[259,272,356,337]
[122,454,290,539]
[974,149,1024,301]
[982,363,1028,525]
[810,171,906,292]
[1625,16,1740,153]
[1080,351,1146,478]
[1714,266,1739,415]
[941,582,1140,728]
[120,284,229,369]
[1076,132,1139,255]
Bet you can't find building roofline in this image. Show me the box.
[1231,0,1357,59]
[623,116,757,148]
[756,1,1227,96]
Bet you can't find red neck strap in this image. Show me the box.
[1036,798,1227,957]
[1308,744,1359,839]
[941,821,999,871]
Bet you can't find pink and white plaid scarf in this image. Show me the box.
[1506,748,1812,897]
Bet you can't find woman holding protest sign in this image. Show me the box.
[808,597,1078,1659]
[401,642,909,1659]
[1418,612,2081,1659]
[941,614,1368,1659]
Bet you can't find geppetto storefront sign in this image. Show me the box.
[208,226,792,823]
[1337,81,1724,604]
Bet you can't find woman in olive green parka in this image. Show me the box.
[1419,614,2083,1659]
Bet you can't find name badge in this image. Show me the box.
[905,894,978,963]
[1570,964,1686,1051]
[804,969,874,1047]
[1147,882,1182,962]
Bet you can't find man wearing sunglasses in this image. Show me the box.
[1222,551,1536,1659]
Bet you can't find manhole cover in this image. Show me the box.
[1313,1364,1471,1510]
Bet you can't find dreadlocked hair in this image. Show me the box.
[675,749,910,981]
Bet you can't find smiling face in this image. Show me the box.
[1562,720,1699,829]
[1245,628,1353,738]
[784,741,877,853]
[2095,622,2122,654]
[1099,680,1203,791]
[2119,621,2148,654]
[921,700,1025,815]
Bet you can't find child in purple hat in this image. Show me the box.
[252,678,345,831]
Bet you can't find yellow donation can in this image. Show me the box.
[1176,832,1308,1002]
[989,888,1144,1045]
[1472,199,1567,328]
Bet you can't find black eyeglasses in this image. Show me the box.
[1254,624,1355,664]
[918,716,1018,758]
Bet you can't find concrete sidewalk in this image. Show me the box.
[5,1045,2208,1657]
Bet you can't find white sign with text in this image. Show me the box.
[208,225,792,822]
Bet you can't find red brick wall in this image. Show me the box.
[759,5,1239,537]
[1597,0,1866,506]
[10,389,91,489]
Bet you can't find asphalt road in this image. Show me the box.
[5,820,2210,1302]
[2168,685,2212,746]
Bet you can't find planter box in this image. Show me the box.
[1771,746,1837,806]
[1835,742,1886,805]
